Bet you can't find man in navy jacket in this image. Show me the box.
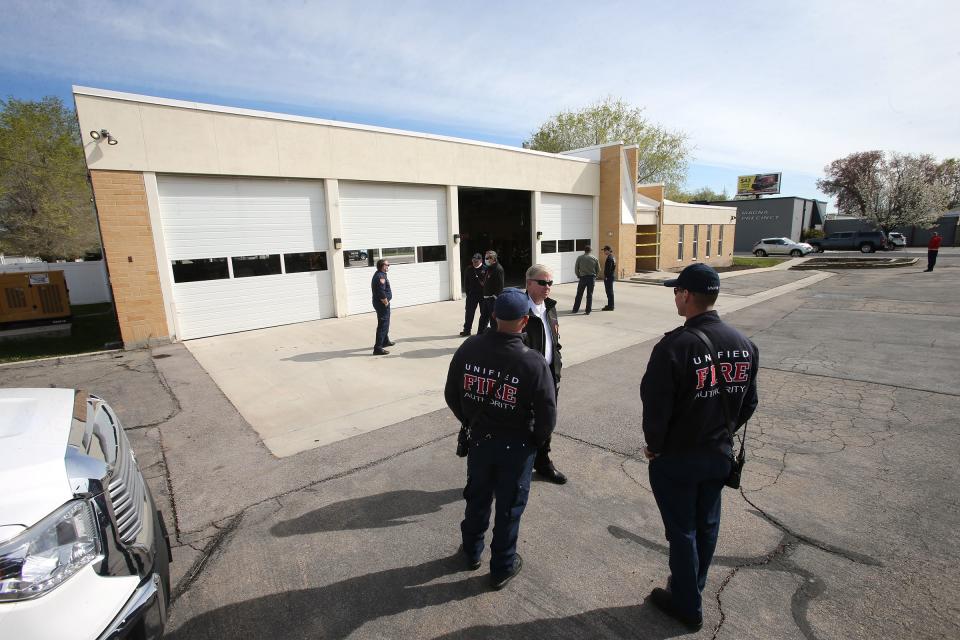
[371,259,394,355]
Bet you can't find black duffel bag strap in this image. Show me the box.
[686,327,748,456]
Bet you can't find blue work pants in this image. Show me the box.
[461,435,536,575]
[373,300,391,349]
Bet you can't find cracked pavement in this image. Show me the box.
[2,263,958,638]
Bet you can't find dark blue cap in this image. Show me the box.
[663,263,720,294]
[494,288,531,321]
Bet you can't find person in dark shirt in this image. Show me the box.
[370,258,395,355]
[477,250,505,333]
[444,288,557,589]
[601,245,616,311]
[639,263,759,631]
[461,253,486,336]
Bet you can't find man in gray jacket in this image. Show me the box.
[572,245,601,314]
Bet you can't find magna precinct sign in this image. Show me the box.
[737,173,782,196]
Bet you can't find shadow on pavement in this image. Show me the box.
[430,603,684,639]
[166,552,487,639]
[271,488,462,537]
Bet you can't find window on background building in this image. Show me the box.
[381,247,416,264]
[677,226,684,260]
[232,254,282,278]
[541,240,557,253]
[344,249,379,269]
[706,225,712,257]
[416,245,447,262]
[692,225,699,259]
[718,225,724,255]
[171,257,229,283]
[284,251,328,273]
[575,238,591,251]
[558,239,575,252]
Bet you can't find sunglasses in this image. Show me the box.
[531,279,553,287]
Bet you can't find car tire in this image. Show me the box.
[859,243,874,253]
[754,249,767,257]
[790,249,802,257]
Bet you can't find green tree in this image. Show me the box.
[524,97,691,191]
[666,185,729,203]
[816,151,950,232]
[0,97,98,261]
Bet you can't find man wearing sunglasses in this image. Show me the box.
[522,264,566,484]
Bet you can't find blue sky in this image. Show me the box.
[3,1,958,209]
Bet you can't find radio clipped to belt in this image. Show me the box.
[456,370,511,457]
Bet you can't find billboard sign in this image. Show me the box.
[737,173,782,196]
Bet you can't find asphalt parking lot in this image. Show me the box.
[2,260,958,639]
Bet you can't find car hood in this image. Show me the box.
[0,388,75,538]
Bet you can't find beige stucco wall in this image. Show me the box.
[663,201,737,225]
[74,89,600,195]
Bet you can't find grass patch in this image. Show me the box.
[732,256,788,268]
[0,303,121,364]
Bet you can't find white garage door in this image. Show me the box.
[539,193,594,283]
[157,176,334,339]
[339,182,449,314]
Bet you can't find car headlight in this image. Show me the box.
[0,500,100,601]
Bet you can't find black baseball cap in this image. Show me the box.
[663,263,720,294]
[472,253,483,260]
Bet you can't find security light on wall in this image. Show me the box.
[333,237,342,249]
[453,233,460,243]
[90,129,118,145]
[536,231,543,240]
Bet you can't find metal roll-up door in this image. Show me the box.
[540,193,594,283]
[339,182,449,314]
[157,176,334,339]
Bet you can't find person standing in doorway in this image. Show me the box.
[572,245,601,314]
[601,245,617,311]
[477,250,505,333]
[522,264,566,484]
[371,258,395,355]
[639,263,759,631]
[444,288,557,589]
[461,253,486,336]
[925,231,942,272]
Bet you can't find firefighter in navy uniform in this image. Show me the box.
[444,288,557,589]
[639,263,759,631]
[371,258,394,355]
[460,253,486,336]
[477,250,505,333]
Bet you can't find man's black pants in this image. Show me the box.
[604,277,615,309]
[572,276,595,312]
[927,250,939,271]
[649,450,731,620]
[463,293,482,333]
[477,296,496,333]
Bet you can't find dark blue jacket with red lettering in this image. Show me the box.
[640,311,759,456]
[371,270,392,304]
[444,331,557,447]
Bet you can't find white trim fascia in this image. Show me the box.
[559,141,625,154]
[622,144,639,150]
[663,199,738,211]
[72,85,597,165]
[637,182,665,188]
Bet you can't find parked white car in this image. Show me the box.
[751,237,815,257]
[888,232,906,247]
[0,389,170,640]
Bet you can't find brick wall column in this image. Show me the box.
[89,170,170,347]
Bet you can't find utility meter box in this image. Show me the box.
[0,270,72,327]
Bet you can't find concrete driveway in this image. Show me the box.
[184,268,829,457]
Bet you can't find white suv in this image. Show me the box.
[0,389,170,640]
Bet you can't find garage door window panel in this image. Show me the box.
[558,239,575,252]
[171,258,229,283]
[285,252,328,273]
[575,239,591,251]
[541,241,557,254]
[416,245,447,263]
[344,249,378,268]
[232,254,282,278]
[382,247,416,265]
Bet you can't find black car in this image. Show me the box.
[808,231,889,253]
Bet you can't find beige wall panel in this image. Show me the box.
[213,114,281,176]
[76,89,601,195]
[275,121,334,177]
[663,204,738,226]
[138,106,220,173]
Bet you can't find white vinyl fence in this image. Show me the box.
[0,261,112,305]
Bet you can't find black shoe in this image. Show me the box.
[601,306,613,311]
[490,554,522,590]
[648,587,703,631]
[458,545,481,571]
[459,331,471,337]
[571,309,579,314]
[585,310,591,315]
[384,341,395,347]
[535,463,568,485]
[373,349,390,355]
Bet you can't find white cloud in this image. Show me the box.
[2,0,958,177]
